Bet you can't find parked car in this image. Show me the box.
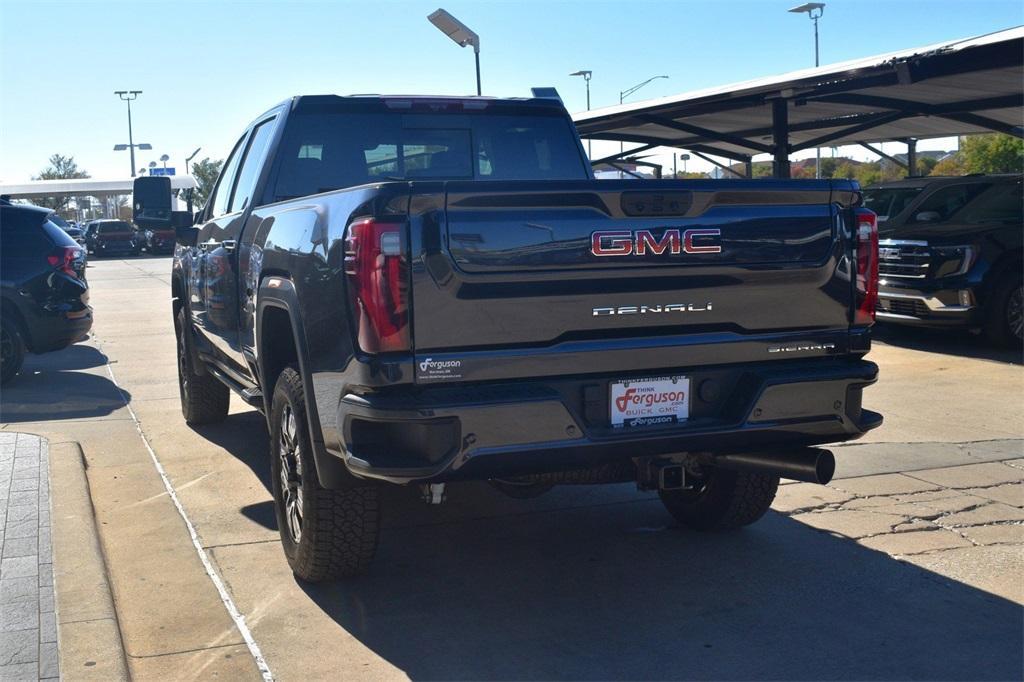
[1,202,92,383]
[83,219,140,257]
[133,94,882,581]
[863,174,1022,345]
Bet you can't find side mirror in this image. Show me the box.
[172,211,199,247]
[133,176,173,228]
[915,210,941,223]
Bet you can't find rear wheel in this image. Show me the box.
[175,307,229,424]
[984,273,1023,347]
[270,366,379,581]
[0,316,26,385]
[659,466,779,531]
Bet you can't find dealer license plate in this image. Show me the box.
[610,376,690,428]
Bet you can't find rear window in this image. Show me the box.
[863,187,923,222]
[0,208,54,254]
[270,112,588,202]
[98,222,132,234]
[42,220,78,247]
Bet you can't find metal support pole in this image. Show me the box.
[906,138,917,177]
[772,99,791,179]
[746,160,754,178]
[586,78,591,158]
[813,13,820,179]
[127,98,136,178]
[474,49,481,96]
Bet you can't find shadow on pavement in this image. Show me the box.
[0,345,129,422]
[874,324,1022,365]
[298,486,1023,681]
[189,410,278,529]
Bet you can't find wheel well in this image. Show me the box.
[0,298,32,351]
[259,305,298,401]
[984,249,1023,298]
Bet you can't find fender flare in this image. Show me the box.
[255,276,354,488]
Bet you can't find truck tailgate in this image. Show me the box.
[409,179,858,382]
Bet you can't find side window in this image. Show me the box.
[957,182,1023,224]
[910,183,990,223]
[230,118,277,213]
[208,133,248,219]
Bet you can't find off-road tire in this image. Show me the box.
[175,307,229,424]
[659,467,779,531]
[0,315,26,385]
[984,272,1023,348]
[270,366,379,581]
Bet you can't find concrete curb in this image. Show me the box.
[48,441,129,681]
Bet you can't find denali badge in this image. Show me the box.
[767,343,837,353]
[593,303,712,316]
[591,228,721,257]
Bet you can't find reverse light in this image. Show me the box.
[854,208,879,326]
[344,218,410,353]
[47,246,83,279]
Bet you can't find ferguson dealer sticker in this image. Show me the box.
[610,376,690,427]
[418,357,463,381]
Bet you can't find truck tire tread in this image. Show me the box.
[175,308,229,424]
[272,366,379,581]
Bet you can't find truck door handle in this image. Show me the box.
[221,240,237,252]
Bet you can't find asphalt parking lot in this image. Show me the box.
[2,255,1022,681]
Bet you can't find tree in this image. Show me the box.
[930,154,966,176]
[960,133,1024,174]
[31,154,90,213]
[916,156,939,176]
[190,157,224,209]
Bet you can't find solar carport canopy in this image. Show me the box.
[573,27,1023,176]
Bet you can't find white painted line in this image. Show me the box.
[104,362,274,680]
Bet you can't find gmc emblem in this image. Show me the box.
[590,228,721,257]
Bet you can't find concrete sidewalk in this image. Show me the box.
[0,433,58,681]
[775,458,1024,602]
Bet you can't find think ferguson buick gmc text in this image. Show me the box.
[132,94,882,581]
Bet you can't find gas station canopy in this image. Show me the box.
[573,27,1023,177]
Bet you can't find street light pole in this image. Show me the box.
[115,90,142,177]
[618,75,669,161]
[569,70,593,157]
[427,9,481,95]
[789,3,825,178]
[185,147,201,176]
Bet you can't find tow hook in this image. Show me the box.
[421,483,446,505]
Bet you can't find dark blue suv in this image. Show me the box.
[1,201,92,383]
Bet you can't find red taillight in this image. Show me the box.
[854,208,879,326]
[344,218,410,353]
[47,246,82,278]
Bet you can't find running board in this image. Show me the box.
[200,356,264,408]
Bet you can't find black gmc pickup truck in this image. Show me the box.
[133,95,882,581]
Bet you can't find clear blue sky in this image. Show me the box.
[1,0,1021,181]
